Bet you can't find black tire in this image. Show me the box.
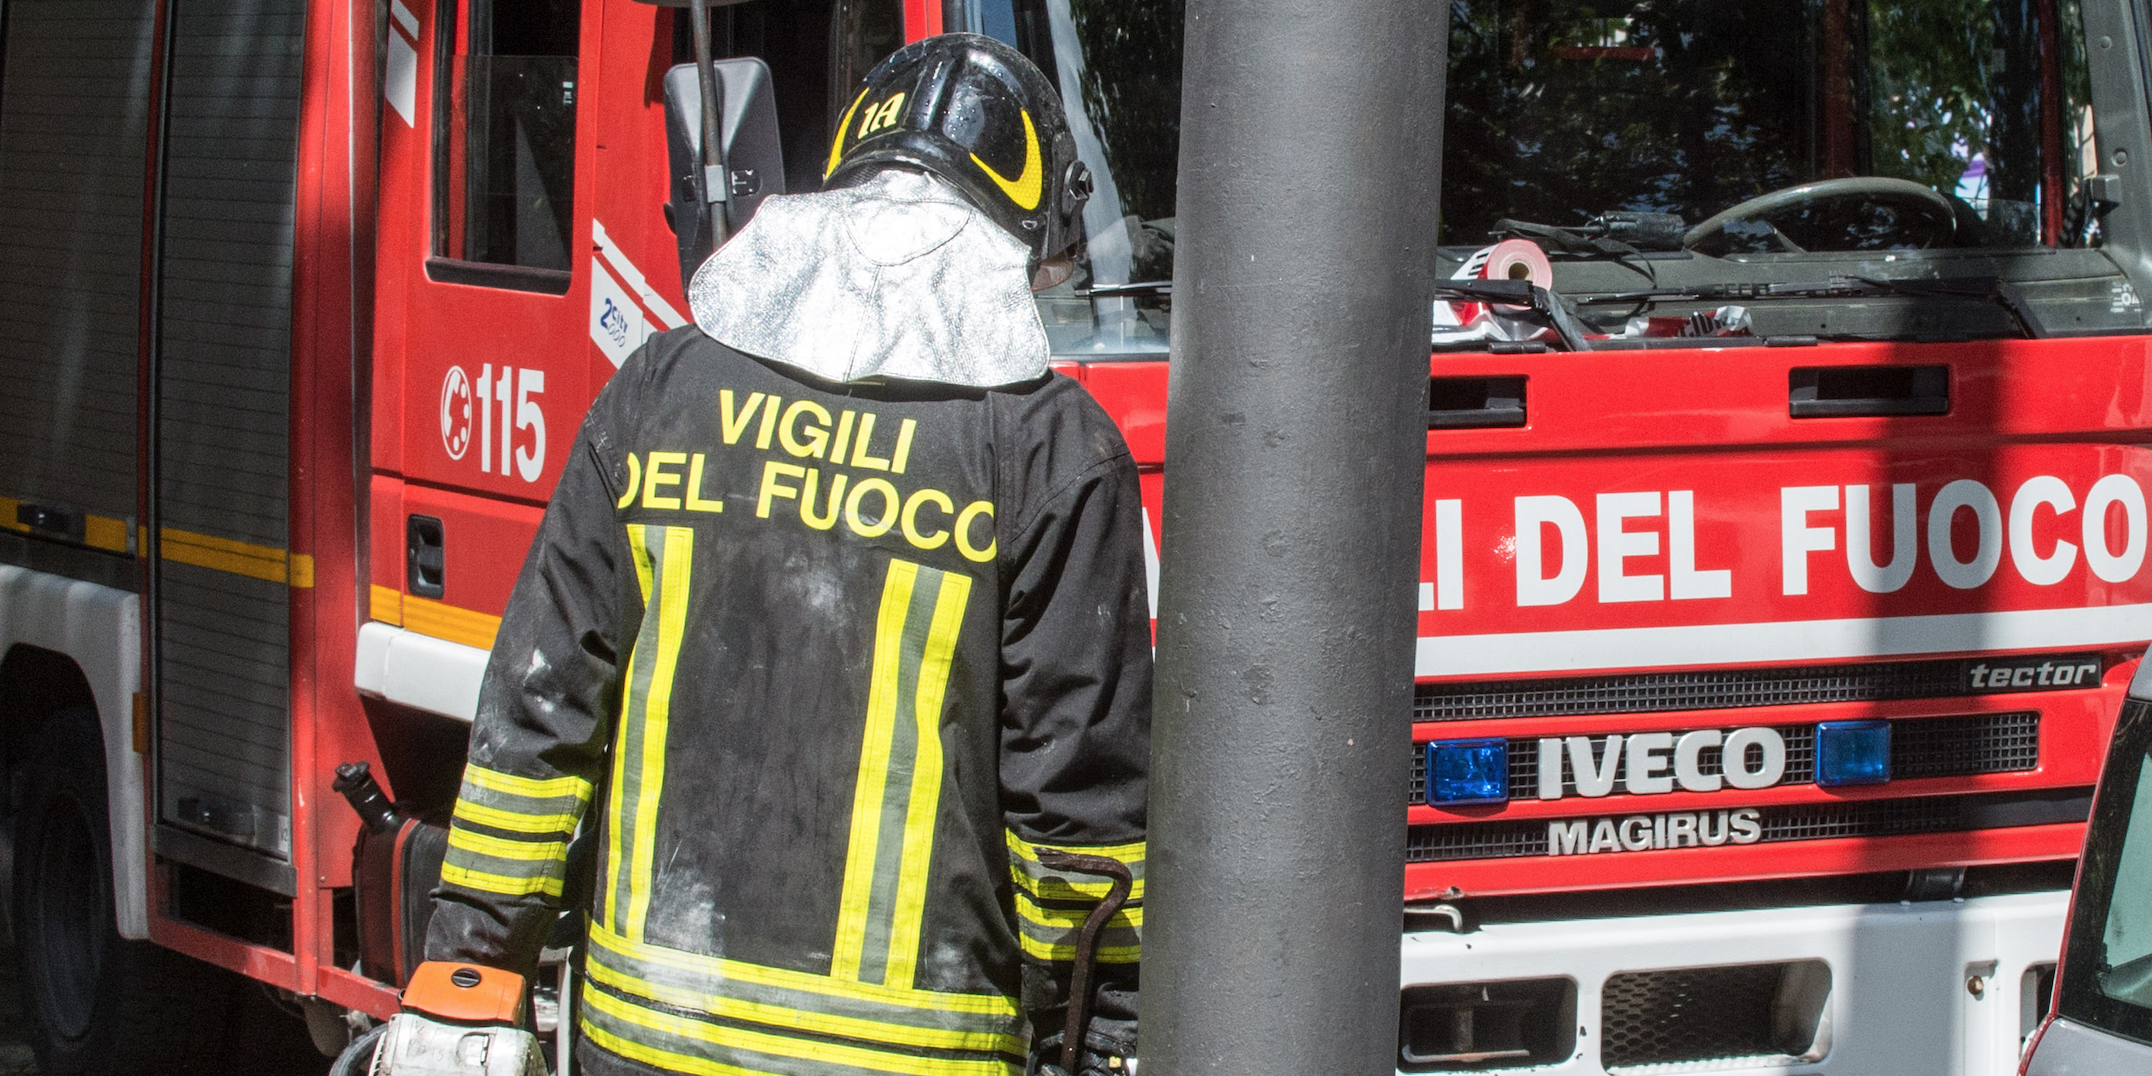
[12,707,236,1075]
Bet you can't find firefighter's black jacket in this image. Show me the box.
[427,327,1150,1076]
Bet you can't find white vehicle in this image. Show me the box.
[2022,649,2152,1073]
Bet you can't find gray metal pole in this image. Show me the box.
[1144,0,1448,1072]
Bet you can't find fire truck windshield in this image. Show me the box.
[1435,0,2146,344]
[987,0,2136,353]
[1444,0,2094,251]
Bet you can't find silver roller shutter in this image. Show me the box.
[0,0,157,532]
[153,0,306,881]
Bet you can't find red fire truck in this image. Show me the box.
[0,0,2145,1073]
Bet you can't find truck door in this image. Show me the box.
[370,0,602,664]
[366,0,903,715]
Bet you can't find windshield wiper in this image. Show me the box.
[1575,275,2039,338]
[1431,278,1593,352]
[1493,213,1687,255]
[1849,277,2038,338]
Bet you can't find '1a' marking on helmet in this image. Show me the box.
[858,92,908,138]
[970,109,1043,211]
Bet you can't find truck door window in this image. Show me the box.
[2059,701,2152,1043]
[431,0,581,290]
[694,1,901,196]
[963,0,1184,357]
[2095,758,2152,1005]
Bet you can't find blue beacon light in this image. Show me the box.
[1427,739,1510,805]
[1815,720,1892,787]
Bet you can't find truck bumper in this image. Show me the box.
[1399,889,2066,1076]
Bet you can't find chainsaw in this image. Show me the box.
[335,961,544,1076]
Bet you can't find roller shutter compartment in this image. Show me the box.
[0,0,157,543]
[151,0,306,886]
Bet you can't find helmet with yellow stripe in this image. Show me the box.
[825,33,1092,265]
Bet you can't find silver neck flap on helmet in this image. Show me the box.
[687,169,1051,388]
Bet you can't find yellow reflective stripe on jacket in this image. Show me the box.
[452,764,590,837]
[579,1021,761,1076]
[884,570,970,986]
[1004,831,1147,902]
[588,920,1020,1021]
[833,559,972,987]
[441,862,565,899]
[443,763,585,902]
[581,982,1019,1076]
[579,1017,1021,1076]
[452,799,580,836]
[582,947,1025,1057]
[627,526,694,939]
[1014,888,1143,931]
[605,523,693,940]
[463,766,593,804]
[448,826,568,863]
[1012,889,1142,965]
[1003,831,1144,964]
[1014,934,1141,964]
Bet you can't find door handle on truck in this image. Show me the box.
[406,514,445,599]
[1428,376,1527,429]
[1789,364,1949,417]
[13,502,83,542]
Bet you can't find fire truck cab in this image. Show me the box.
[1,0,2151,1074]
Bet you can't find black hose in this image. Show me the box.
[328,1019,390,1076]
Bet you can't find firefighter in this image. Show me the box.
[414,34,1148,1076]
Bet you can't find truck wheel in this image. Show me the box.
[12,707,231,1075]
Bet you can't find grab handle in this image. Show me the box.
[1428,376,1527,429]
[1789,365,1948,417]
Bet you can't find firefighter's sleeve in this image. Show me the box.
[1000,449,1152,1059]
[425,370,642,978]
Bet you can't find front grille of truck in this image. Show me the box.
[1892,711,2041,778]
[1410,711,2039,804]
[1599,962,1829,1071]
[1415,654,2094,722]
[1403,787,2089,863]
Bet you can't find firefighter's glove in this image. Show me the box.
[1029,1036,1135,1076]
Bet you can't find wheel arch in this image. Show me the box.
[0,565,147,939]
[0,644,99,792]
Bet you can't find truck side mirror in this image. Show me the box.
[664,58,785,295]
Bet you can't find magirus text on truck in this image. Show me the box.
[0,0,2144,1073]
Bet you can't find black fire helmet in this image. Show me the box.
[824,33,1093,263]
